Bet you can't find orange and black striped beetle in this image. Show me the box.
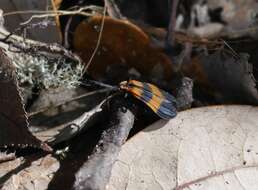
[86,79,177,120]
[119,80,177,120]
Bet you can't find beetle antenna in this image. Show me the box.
[83,79,119,90]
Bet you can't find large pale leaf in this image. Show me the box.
[108,105,258,190]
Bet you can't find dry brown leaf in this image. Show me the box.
[1,155,59,190]
[0,49,51,151]
[73,16,174,82]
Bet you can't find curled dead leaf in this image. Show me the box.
[0,49,51,151]
[73,15,174,82]
[183,51,258,104]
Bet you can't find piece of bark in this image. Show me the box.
[73,97,135,190]
[176,77,194,110]
[29,87,107,131]
[35,98,105,145]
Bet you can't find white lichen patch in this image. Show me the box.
[12,53,84,89]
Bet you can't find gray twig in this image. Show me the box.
[73,97,135,190]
